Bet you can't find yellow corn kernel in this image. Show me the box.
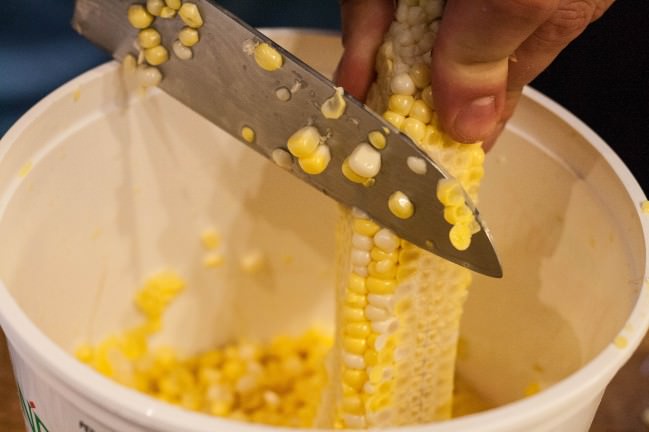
[436,178,465,207]
[146,0,164,16]
[383,110,405,129]
[366,277,395,294]
[343,369,367,390]
[343,305,366,322]
[348,273,367,294]
[443,204,474,225]
[368,130,386,150]
[345,322,371,339]
[342,394,365,415]
[178,26,200,47]
[144,45,169,66]
[410,63,430,89]
[298,144,331,175]
[388,94,414,116]
[370,248,399,262]
[178,2,203,28]
[343,337,368,355]
[159,6,176,18]
[346,292,368,309]
[409,100,433,124]
[287,126,320,158]
[321,87,346,119]
[254,42,283,71]
[128,5,154,29]
[342,159,369,184]
[401,117,426,143]
[241,126,255,143]
[353,218,380,237]
[165,0,181,9]
[388,191,414,219]
[449,223,472,251]
[138,28,161,49]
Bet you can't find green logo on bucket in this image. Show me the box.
[18,386,50,432]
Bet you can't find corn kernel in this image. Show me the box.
[449,223,471,251]
[409,100,433,124]
[178,26,200,47]
[165,0,181,9]
[128,5,154,29]
[159,6,176,18]
[138,28,161,49]
[353,218,380,237]
[343,305,366,322]
[410,62,430,88]
[178,2,203,28]
[388,94,414,116]
[348,273,367,295]
[343,337,367,355]
[383,110,405,129]
[401,117,426,143]
[298,144,331,175]
[342,159,369,184]
[348,143,381,178]
[146,0,164,16]
[366,277,396,294]
[388,191,414,219]
[254,42,283,71]
[287,126,320,158]
[345,322,371,338]
[343,369,367,390]
[144,45,169,66]
[172,40,193,60]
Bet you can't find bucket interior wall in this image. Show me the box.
[0,31,645,414]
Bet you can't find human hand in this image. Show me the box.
[335,0,614,150]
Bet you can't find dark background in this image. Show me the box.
[1,1,648,192]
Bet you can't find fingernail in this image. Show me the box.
[454,96,497,143]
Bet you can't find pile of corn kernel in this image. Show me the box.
[76,271,332,427]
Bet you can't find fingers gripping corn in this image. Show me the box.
[319,0,487,427]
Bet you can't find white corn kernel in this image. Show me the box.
[373,228,399,252]
[172,40,193,60]
[406,156,427,175]
[271,148,293,170]
[348,143,381,178]
[390,73,415,96]
[137,65,162,87]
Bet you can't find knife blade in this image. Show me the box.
[72,0,502,277]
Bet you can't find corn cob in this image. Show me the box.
[318,0,486,428]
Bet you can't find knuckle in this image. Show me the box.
[531,0,600,48]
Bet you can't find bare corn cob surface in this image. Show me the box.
[319,0,487,428]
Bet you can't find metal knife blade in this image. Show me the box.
[72,0,502,277]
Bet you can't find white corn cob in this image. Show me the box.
[318,0,486,428]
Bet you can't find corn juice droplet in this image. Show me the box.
[241,126,255,143]
[406,156,427,175]
[321,87,346,119]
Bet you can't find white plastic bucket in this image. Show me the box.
[1,30,648,432]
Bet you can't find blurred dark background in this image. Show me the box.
[1,1,648,192]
